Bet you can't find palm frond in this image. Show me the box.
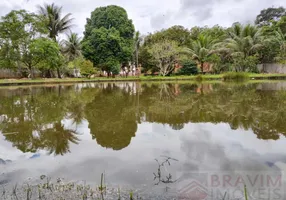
[37,3,74,40]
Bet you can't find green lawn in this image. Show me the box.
[0,73,286,86]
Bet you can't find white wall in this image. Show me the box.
[258,64,286,74]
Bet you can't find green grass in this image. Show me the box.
[222,72,250,81]
[248,73,286,78]
[0,73,286,86]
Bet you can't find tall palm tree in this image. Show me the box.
[61,32,82,62]
[38,3,73,78]
[187,34,218,73]
[38,3,73,41]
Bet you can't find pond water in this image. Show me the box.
[1,81,286,199]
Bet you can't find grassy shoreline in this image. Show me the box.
[0,73,286,86]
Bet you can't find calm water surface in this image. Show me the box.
[1,81,286,197]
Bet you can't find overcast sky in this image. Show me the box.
[1,0,286,36]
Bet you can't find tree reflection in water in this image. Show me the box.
[0,82,286,155]
[85,83,138,150]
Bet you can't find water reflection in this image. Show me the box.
[0,82,286,155]
[85,83,138,150]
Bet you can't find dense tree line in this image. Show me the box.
[0,4,285,78]
[140,7,286,75]
[0,3,83,78]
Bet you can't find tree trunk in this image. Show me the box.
[17,61,22,78]
[200,62,204,74]
[57,68,61,79]
[29,66,34,79]
[136,49,139,68]
[48,69,53,78]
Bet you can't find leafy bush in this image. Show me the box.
[108,61,120,75]
[213,63,232,74]
[233,56,259,73]
[222,72,250,81]
[177,60,198,75]
[69,57,96,77]
[80,60,96,77]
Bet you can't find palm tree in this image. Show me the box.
[61,32,82,62]
[214,23,265,72]
[224,23,264,59]
[38,3,73,78]
[187,34,218,73]
[38,3,73,41]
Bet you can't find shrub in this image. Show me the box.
[80,60,96,77]
[233,56,259,73]
[176,60,198,75]
[222,72,250,81]
[69,57,96,77]
[195,75,203,81]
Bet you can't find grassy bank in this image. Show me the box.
[0,73,286,86]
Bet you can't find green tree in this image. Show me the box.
[0,10,46,71]
[61,32,82,62]
[133,31,141,68]
[222,23,264,71]
[187,34,218,73]
[138,45,157,74]
[277,16,286,34]
[82,27,124,75]
[273,28,286,63]
[69,57,96,77]
[38,3,73,78]
[255,7,286,27]
[144,26,192,47]
[190,26,204,40]
[201,25,227,41]
[148,40,181,76]
[37,3,73,41]
[82,5,135,75]
[139,25,192,74]
[25,38,64,77]
[259,24,281,63]
[164,26,192,47]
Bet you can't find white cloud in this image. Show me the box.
[0,0,285,36]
